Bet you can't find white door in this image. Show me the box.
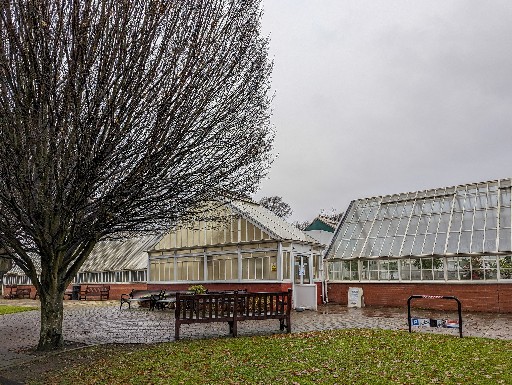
[293,254,317,310]
[294,255,310,285]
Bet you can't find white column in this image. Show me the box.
[277,242,283,281]
[237,246,242,282]
[203,250,208,281]
[309,250,314,283]
[173,251,178,282]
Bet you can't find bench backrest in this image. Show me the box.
[175,290,292,322]
[161,290,194,299]
[129,289,162,299]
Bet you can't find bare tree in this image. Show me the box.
[319,209,344,224]
[293,220,310,231]
[259,196,292,220]
[0,0,273,351]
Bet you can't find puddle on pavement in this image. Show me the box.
[317,304,465,319]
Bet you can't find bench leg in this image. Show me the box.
[228,320,238,337]
[175,321,180,341]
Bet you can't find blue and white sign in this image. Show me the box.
[411,318,430,327]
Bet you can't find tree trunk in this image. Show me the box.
[37,289,65,351]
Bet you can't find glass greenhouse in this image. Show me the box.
[327,178,512,282]
[148,200,324,284]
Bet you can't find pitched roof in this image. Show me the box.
[327,178,512,259]
[228,200,319,244]
[80,234,164,272]
[305,216,337,232]
[5,253,41,276]
[6,234,164,275]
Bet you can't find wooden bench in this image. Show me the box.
[16,287,31,299]
[120,289,164,310]
[79,285,110,301]
[174,289,292,340]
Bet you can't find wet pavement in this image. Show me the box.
[0,299,511,371]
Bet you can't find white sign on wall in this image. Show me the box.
[348,287,364,308]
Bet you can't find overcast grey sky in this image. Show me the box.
[254,0,512,222]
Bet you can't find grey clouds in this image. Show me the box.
[255,0,512,221]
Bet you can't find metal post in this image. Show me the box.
[407,295,463,338]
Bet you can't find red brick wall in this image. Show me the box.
[3,283,151,300]
[327,282,512,313]
[56,283,149,300]
[6,282,297,301]
[11,285,36,299]
[103,283,147,299]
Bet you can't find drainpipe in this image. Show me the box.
[322,251,328,303]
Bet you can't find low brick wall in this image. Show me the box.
[8,282,326,304]
[103,283,148,300]
[327,282,512,313]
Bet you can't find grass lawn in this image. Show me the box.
[0,304,38,315]
[35,329,511,385]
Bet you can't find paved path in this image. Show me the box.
[1,299,511,371]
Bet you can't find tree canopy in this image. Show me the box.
[0,0,273,350]
[259,196,293,220]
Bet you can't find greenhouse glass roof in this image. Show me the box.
[327,178,512,260]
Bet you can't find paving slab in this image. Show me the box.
[0,299,511,371]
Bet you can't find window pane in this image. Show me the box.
[401,235,415,256]
[422,233,436,255]
[461,211,474,231]
[459,257,471,280]
[369,238,384,257]
[207,254,238,281]
[446,258,458,280]
[176,257,204,281]
[486,209,498,229]
[433,233,447,255]
[406,217,420,235]
[380,237,394,257]
[410,259,421,280]
[473,210,485,230]
[411,234,426,255]
[328,261,342,281]
[499,256,512,279]
[471,230,484,253]
[283,252,291,280]
[484,229,497,252]
[390,236,404,256]
[458,232,472,253]
[438,213,450,233]
[416,216,429,234]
